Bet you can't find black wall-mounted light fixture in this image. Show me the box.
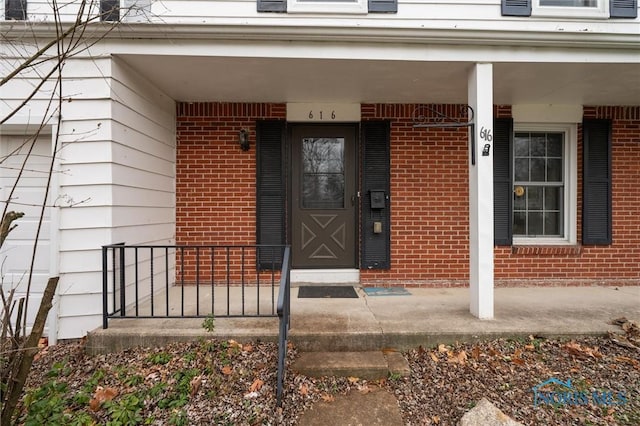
[239,129,250,151]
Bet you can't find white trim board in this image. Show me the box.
[290,269,360,285]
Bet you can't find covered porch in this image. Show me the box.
[88,282,640,354]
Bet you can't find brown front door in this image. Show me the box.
[291,125,358,268]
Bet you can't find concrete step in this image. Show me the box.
[292,351,410,380]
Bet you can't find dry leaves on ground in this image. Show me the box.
[18,329,640,426]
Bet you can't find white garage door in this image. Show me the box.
[0,134,52,328]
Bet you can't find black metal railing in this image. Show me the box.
[101,243,289,328]
[276,246,291,407]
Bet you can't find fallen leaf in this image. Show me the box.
[250,378,264,392]
[429,352,439,363]
[524,344,535,351]
[622,320,639,334]
[89,386,118,412]
[447,350,467,365]
[243,344,254,352]
[190,375,202,397]
[299,383,309,396]
[471,346,481,360]
[89,398,101,412]
[221,365,233,375]
[512,357,525,366]
[348,376,359,384]
[321,393,335,402]
[438,344,449,353]
[432,415,441,424]
[360,387,372,395]
[564,342,603,359]
[615,356,640,368]
[228,340,243,352]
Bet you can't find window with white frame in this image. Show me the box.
[287,0,368,14]
[512,124,577,244]
[533,0,608,18]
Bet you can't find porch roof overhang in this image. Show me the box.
[119,55,640,106]
[7,20,637,106]
[88,23,638,106]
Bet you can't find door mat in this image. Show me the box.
[298,286,359,298]
[362,287,411,296]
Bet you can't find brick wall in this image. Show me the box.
[360,104,470,287]
[176,102,640,287]
[176,103,285,283]
[493,106,640,287]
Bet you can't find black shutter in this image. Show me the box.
[582,119,612,245]
[256,121,286,269]
[361,121,391,269]
[101,0,119,21]
[369,0,397,13]
[501,0,531,16]
[610,0,637,17]
[5,0,27,20]
[257,0,286,12]
[493,118,513,246]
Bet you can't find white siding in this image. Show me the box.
[0,134,52,330]
[52,55,175,339]
[2,0,636,35]
[147,0,639,34]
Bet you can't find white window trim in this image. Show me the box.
[513,123,577,246]
[532,0,609,18]
[287,0,368,14]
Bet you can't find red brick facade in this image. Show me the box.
[176,102,640,287]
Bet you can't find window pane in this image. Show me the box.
[540,0,597,6]
[303,175,344,208]
[530,158,545,181]
[514,134,529,156]
[544,187,561,210]
[547,133,563,157]
[531,134,546,156]
[515,158,529,181]
[527,186,543,210]
[303,138,344,173]
[302,137,345,209]
[528,212,543,235]
[547,159,563,182]
[513,212,526,235]
[544,212,561,235]
[512,130,566,239]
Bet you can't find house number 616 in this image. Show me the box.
[480,126,493,142]
[308,110,336,120]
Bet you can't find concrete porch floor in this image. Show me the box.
[86,285,640,355]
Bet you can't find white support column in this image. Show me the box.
[468,63,494,319]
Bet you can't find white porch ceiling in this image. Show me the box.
[119,55,640,106]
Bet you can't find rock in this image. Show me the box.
[458,398,522,426]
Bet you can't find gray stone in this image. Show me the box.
[298,387,403,426]
[384,350,411,377]
[293,351,389,380]
[458,398,523,426]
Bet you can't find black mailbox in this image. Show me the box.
[370,190,386,209]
